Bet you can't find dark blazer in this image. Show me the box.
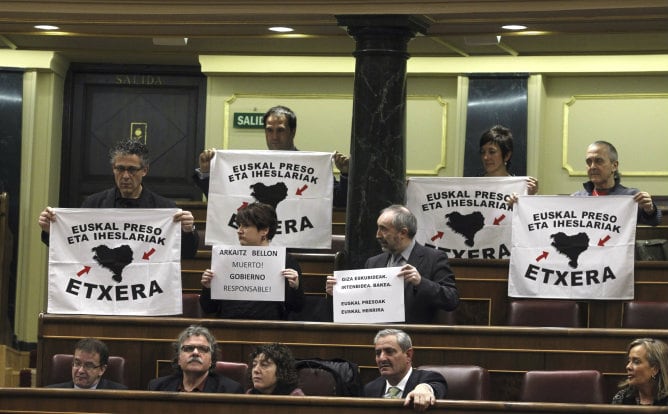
[148,372,243,393]
[45,378,127,390]
[40,186,198,259]
[365,242,459,324]
[363,368,447,399]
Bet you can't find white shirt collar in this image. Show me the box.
[384,366,413,394]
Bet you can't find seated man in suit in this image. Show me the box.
[148,325,243,393]
[45,337,126,389]
[364,329,447,411]
[326,204,459,323]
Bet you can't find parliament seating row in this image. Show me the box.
[181,257,668,328]
[44,351,608,405]
[178,203,668,329]
[180,291,668,330]
[38,313,661,400]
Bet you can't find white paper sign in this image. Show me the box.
[210,245,286,302]
[406,177,528,260]
[48,208,182,315]
[332,267,405,323]
[205,150,333,249]
[509,195,637,300]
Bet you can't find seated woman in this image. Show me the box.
[479,125,538,195]
[246,343,304,396]
[612,337,668,405]
[200,202,304,319]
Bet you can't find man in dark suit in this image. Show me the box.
[364,329,447,411]
[38,138,198,259]
[148,325,243,393]
[327,204,459,323]
[45,338,127,389]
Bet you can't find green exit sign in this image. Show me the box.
[233,113,264,129]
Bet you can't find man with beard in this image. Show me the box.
[148,325,243,393]
[364,329,447,411]
[326,204,459,324]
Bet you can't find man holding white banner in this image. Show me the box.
[509,195,637,299]
[200,202,304,320]
[327,205,459,324]
[193,105,350,207]
[38,138,199,259]
[573,140,661,226]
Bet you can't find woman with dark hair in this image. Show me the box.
[246,343,304,396]
[199,202,304,320]
[612,338,668,405]
[479,125,538,195]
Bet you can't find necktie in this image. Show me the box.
[386,386,402,398]
[391,254,405,267]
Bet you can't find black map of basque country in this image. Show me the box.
[550,232,590,268]
[445,211,485,247]
[250,182,288,209]
[91,244,134,283]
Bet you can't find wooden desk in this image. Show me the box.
[38,314,667,400]
[0,388,664,414]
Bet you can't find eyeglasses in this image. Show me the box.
[72,360,102,371]
[113,165,143,175]
[180,345,211,353]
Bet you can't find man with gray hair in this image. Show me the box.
[38,138,199,258]
[364,329,447,411]
[148,325,243,393]
[327,204,459,323]
[573,140,661,226]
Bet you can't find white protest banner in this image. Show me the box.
[48,208,182,315]
[509,195,637,299]
[406,177,528,259]
[210,245,286,302]
[332,267,405,323]
[205,150,333,249]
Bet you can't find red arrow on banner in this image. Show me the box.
[143,248,156,260]
[430,231,444,242]
[296,185,308,196]
[536,251,549,262]
[493,214,506,225]
[598,235,611,246]
[77,266,91,277]
[237,202,249,211]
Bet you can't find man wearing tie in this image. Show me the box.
[327,204,459,323]
[363,329,447,411]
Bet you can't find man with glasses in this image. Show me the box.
[38,138,198,258]
[45,337,127,389]
[148,325,243,393]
